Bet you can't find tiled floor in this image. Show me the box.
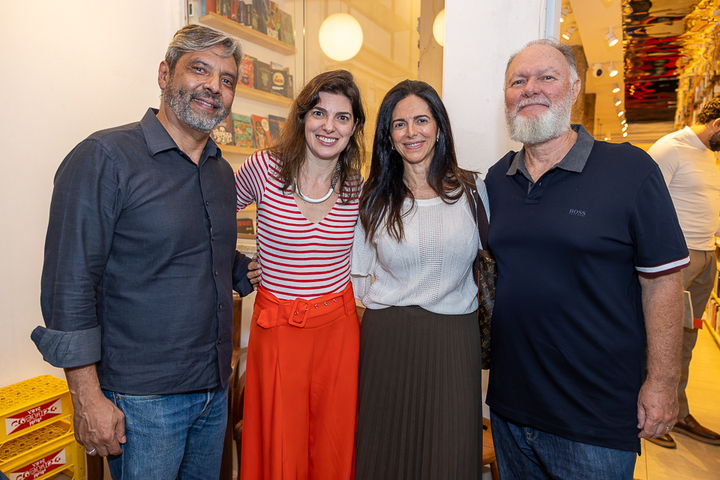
[634,324,720,480]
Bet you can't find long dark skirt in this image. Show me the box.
[354,306,481,480]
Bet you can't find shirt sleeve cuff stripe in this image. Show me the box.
[636,256,690,274]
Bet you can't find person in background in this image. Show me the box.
[646,97,720,448]
[485,39,689,478]
[351,79,485,479]
[235,69,366,480]
[32,24,252,479]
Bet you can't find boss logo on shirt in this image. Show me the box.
[569,209,586,217]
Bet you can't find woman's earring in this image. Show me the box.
[391,143,395,151]
[436,133,440,142]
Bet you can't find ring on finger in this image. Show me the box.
[86,447,97,455]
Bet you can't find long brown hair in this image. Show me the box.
[270,70,366,203]
[360,80,475,242]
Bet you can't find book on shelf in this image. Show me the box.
[211,115,235,146]
[218,0,231,18]
[251,115,272,150]
[267,115,286,146]
[246,4,256,28]
[265,0,281,40]
[237,1,246,24]
[279,9,295,46]
[254,60,273,93]
[240,55,255,89]
[270,62,293,99]
[270,68,289,98]
[206,0,216,14]
[233,113,255,148]
[252,0,267,34]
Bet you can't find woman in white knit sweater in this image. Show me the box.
[351,80,488,479]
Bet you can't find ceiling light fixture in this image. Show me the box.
[612,83,620,94]
[622,124,628,131]
[622,132,628,137]
[561,26,577,41]
[319,14,364,61]
[560,7,570,23]
[614,96,622,106]
[609,61,619,77]
[606,27,619,47]
[432,9,445,47]
[617,110,625,117]
[621,119,627,125]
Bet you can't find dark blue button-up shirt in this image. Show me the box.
[32,108,252,395]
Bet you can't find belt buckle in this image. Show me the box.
[289,299,309,328]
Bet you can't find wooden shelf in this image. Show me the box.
[199,13,295,56]
[235,86,292,107]
[221,145,258,156]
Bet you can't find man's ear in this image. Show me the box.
[711,118,720,131]
[158,61,170,90]
[571,78,582,105]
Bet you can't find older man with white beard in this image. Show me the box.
[483,39,690,479]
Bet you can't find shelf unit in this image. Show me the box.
[199,12,296,56]
[222,144,258,156]
[235,85,292,108]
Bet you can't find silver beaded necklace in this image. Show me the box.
[295,163,341,204]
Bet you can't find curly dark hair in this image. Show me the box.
[270,70,366,204]
[359,80,475,242]
[697,96,720,124]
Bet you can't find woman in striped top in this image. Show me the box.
[235,70,366,480]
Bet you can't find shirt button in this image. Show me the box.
[206,201,210,206]
[218,303,223,310]
[218,339,222,344]
[214,271,218,276]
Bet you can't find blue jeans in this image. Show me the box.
[103,385,228,480]
[490,411,636,480]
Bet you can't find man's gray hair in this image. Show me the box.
[165,24,243,78]
[505,39,579,84]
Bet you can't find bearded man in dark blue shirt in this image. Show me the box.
[32,24,252,479]
[485,39,689,479]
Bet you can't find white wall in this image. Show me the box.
[442,0,548,429]
[444,0,552,176]
[0,0,185,388]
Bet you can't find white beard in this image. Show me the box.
[506,89,573,145]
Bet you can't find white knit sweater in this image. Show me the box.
[351,178,489,315]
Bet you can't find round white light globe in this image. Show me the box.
[319,13,363,61]
[433,9,445,47]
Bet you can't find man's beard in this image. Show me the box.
[505,89,573,145]
[708,130,720,152]
[163,78,230,134]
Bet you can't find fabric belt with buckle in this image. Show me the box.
[254,282,356,329]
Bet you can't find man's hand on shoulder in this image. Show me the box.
[65,365,126,456]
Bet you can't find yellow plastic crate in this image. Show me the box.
[0,376,72,443]
[0,420,85,480]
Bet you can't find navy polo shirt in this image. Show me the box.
[485,125,688,452]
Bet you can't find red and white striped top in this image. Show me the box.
[235,150,363,300]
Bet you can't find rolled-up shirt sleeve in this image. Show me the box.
[232,250,253,296]
[32,139,119,368]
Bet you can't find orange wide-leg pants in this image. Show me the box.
[240,282,359,480]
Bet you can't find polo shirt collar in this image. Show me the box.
[140,108,221,160]
[506,124,595,179]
